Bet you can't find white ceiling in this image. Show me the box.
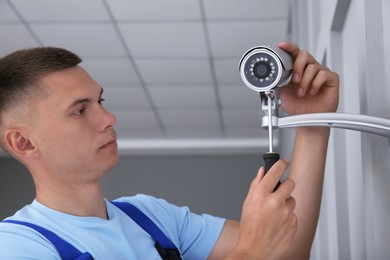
[0,0,290,155]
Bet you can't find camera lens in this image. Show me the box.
[239,46,293,92]
[253,62,271,79]
[240,47,283,91]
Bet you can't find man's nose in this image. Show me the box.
[99,106,117,130]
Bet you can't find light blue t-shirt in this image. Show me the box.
[0,194,226,259]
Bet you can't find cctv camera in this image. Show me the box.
[239,45,293,92]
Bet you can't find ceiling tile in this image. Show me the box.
[149,86,217,108]
[0,1,19,22]
[0,24,39,57]
[10,0,110,21]
[112,109,161,130]
[136,59,213,84]
[166,127,222,139]
[31,24,126,57]
[222,108,263,127]
[214,58,242,83]
[119,22,208,57]
[102,86,151,109]
[208,21,288,57]
[219,85,261,108]
[107,0,202,21]
[81,58,141,85]
[203,0,288,19]
[159,109,221,127]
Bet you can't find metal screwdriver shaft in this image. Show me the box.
[263,93,281,191]
[267,94,274,153]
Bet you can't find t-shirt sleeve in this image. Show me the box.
[115,195,226,260]
[0,222,59,259]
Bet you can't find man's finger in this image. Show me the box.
[278,41,300,59]
[258,159,289,193]
[297,63,321,96]
[275,178,295,200]
[249,166,265,191]
[285,196,296,211]
[257,166,266,182]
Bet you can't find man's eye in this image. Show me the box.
[98,98,105,105]
[74,107,86,116]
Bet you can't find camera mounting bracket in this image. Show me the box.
[259,90,390,144]
[261,110,390,139]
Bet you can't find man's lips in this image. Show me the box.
[99,139,117,150]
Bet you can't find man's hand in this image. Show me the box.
[278,42,339,115]
[211,42,340,260]
[225,160,297,259]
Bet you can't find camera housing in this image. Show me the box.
[239,45,293,92]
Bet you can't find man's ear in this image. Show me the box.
[5,129,37,158]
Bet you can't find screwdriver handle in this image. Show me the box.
[263,152,281,191]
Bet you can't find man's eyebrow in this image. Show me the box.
[68,87,104,109]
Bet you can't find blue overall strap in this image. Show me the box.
[111,201,177,249]
[112,201,182,260]
[3,219,93,260]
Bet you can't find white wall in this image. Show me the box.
[287,0,390,259]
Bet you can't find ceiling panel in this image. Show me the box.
[119,22,208,58]
[149,86,217,108]
[0,1,19,21]
[10,0,110,22]
[31,24,126,57]
[102,86,151,109]
[113,109,161,130]
[0,24,39,56]
[208,21,288,57]
[214,58,243,83]
[136,59,213,84]
[203,0,288,19]
[218,86,261,108]
[81,58,141,85]
[158,109,221,127]
[107,0,202,21]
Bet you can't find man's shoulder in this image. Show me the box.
[0,221,58,258]
[111,194,191,235]
[113,193,165,204]
[112,194,183,214]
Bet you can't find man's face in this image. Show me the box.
[30,66,118,180]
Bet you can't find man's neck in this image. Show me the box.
[35,178,108,219]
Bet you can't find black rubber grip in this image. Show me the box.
[263,152,281,191]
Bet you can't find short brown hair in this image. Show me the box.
[0,47,82,151]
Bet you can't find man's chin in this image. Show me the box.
[105,154,120,172]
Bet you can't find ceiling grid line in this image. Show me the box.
[199,0,226,138]
[101,0,168,137]
[5,0,44,46]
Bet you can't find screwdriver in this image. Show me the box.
[263,93,281,191]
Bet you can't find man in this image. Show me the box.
[0,42,339,259]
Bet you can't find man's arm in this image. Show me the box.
[283,127,330,259]
[208,220,239,259]
[277,41,339,258]
[209,42,339,259]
